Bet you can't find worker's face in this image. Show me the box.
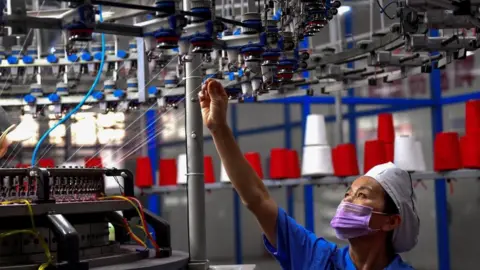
[343,176,401,232]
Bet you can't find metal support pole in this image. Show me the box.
[334,92,343,145]
[136,37,149,103]
[247,0,256,13]
[302,98,314,232]
[231,104,242,264]
[430,29,450,270]
[329,17,343,146]
[284,104,294,218]
[146,110,161,228]
[185,53,209,269]
[344,4,356,146]
[33,0,42,85]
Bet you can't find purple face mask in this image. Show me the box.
[330,202,380,240]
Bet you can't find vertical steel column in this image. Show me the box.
[183,0,208,265]
[344,5,356,146]
[302,98,314,232]
[430,29,450,270]
[231,104,243,264]
[284,104,294,217]
[136,37,149,103]
[299,31,314,231]
[185,53,208,268]
[334,93,343,145]
[33,0,42,84]
[247,0,256,12]
[146,110,161,221]
[330,7,343,145]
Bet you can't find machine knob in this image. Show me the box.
[47,54,59,63]
[81,52,93,61]
[48,93,60,103]
[24,94,36,104]
[92,91,105,100]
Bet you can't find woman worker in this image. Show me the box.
[200,79,420,270]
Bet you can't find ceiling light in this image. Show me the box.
[337,6,352,16]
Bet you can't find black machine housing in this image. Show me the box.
[0,167,171,270]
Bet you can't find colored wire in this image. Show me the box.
[0,200,52,269]
[125,196,159,250]
[0,230,52,270]
[99,196,158,250]
[110,221,147,247]
[31,4,107,165]
[1,199,36,230]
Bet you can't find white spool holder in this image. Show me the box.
[304,114,328,146]
[394,135,425,172]
[220,163,230,183]
[177,153,187,185]
[301,145,334,176]
[414,140,427,172]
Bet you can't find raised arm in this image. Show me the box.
[199,79,279,245]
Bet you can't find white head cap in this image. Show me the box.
[365,162,420,253]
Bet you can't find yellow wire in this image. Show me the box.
[0,229,52,269]
[0,200,52,269]
[1,199,36,230]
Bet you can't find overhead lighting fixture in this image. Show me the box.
[96,11,114,21]
[338,6,352,16]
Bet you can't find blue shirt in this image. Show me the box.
[263,208,414,270]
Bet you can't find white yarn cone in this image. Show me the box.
[301,145,334,176]
[220,163,230,183]
[177,154,187,184]
[394,135,420,172]
[226,50,239,63]
[304,114,328,146]
[415,141,427,171]
[251,78,262,92]
[241,82,252,96]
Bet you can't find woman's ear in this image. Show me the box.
[382,214,401,232]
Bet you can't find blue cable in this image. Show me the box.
[31,5,107,165]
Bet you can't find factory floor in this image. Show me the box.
[211,257,279,270]
[211,257,440,270]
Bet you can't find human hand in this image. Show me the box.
[199,79,229,132]
[0,137,9,158]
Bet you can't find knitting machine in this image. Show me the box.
[0,1,478,109]
[0,167,180,270]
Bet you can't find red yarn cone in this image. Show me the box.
[38,158,55,168]
[204,156,216,184]
[135,157,154,188]
[364,140,388,173]
[85,157,103,168]
[159,159,177,186]
[434,132,462,171]
[460,133,480,169]
[245,152,264,179]
[269,148,289,179]
[377,114,395,143]
[16,163,30,168]
[466,100,480,135]
[333,143,359,177]
[384,142,394,162]
[286,150,301,178]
